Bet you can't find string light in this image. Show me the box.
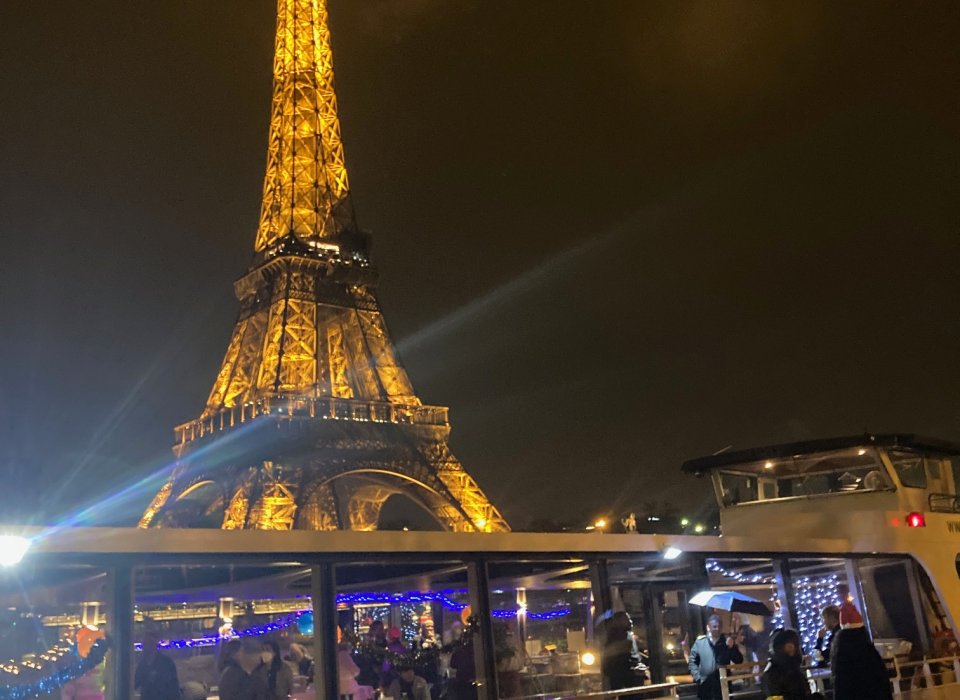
[792,575,841,653]
[0,639,109,700]
[137,591,572,649]
[706,560,784,629]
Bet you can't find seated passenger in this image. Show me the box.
[386,664,429,700]
[863,470,884,491]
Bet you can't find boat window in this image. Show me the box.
[0,563,111,697]
[890,451,928,489]
[133,560,313,695]
[607,555,706,687]
[703,558,779,662]
[716,447,893,505]
[785,557,852,655]
[485,560,595,699]
[858,557,931,657]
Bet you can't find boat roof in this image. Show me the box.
[681,433,960,476]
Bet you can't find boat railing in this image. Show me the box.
[928,492,960,513]
[891,653,960,696]
[514,682,679,700]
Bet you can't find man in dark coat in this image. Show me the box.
[831,601,893,700]
[134,631,180,700]
[600,611,647,693]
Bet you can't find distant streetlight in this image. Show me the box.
[594,519,607,532]
[694,523,705,534]
[680,517,690,527]
[0,535,30,566]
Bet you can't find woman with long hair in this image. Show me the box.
[258,638,294,700]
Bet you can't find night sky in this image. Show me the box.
[0,1,958,528]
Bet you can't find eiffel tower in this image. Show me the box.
[139,0,508,533]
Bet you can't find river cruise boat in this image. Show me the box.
[1,434,958,699]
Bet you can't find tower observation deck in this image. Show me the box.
[140,0,508,533]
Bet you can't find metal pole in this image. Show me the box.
[641,586,665,684]
[468,559,497,700]
[312,561,338,700]
[590,558,613,617]
[105,565,134,700]
[844,559,872,638]
[772,559,797,630]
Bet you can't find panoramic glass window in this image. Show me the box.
[716,447,893,505]
[702,558,779,665]
[134,560,314,698]
[857,556,934,657]
[485,560,595,699]
[333,560,484,700]
[0,562,111,699]
[605,554,706,688]
[889,451,928,489]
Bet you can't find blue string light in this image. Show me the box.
[0,638,110,700]
[138,591,572,649]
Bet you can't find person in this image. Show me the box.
[688,614,743,700]
[732,624,760,688]
[761,628,811,699]
[220,639,243,673]
[338,641,362,700]
[367,621,388,648]
[219,636,270,700]
[381,627,408,689]
[134,630,180,700]
[257,638,294,700]
[449,633,478,700]
[494,620,525,699]
[814,605,840,668]
[387,664,430,700]
[831,601,892,700]
[287,642,314,677]
[600,612,647,693]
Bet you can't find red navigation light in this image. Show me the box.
[906,512,926,528]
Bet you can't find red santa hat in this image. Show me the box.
[840,600,864,629]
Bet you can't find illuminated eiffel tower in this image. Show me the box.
[140,0,508,533]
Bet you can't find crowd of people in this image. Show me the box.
[679,600,893,700]
[132,597,912,700]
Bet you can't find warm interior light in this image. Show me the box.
[906,512,926,528]
[764,461,774,470]
[0,535,30,567]
[857,448,867,456]
[580,651,596,666]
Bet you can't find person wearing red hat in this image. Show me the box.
[830,601,892,699]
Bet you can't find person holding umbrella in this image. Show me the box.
[688,614,743,700]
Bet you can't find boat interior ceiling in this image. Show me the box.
[720,448,885,477]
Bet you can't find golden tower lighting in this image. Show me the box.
[140,0,507,533]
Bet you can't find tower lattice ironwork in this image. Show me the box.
[140,0,508,533]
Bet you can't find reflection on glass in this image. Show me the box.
[0,564,110,698]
